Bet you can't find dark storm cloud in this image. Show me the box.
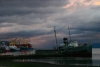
[0,0,68,7]
[0,0,68,16]
[0,29,54,40]
[0,0,68,26]
[54,5,100,34]
[0,7,33,16]
[69,22,100,34]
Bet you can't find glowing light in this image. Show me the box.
[22,59,25,62]
[2,53,5,56]
[22,51,25,55]
[27,51,30,55]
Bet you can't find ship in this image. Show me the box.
[35,38,92,57]
[35,26,92,57]
[9,38,33,52]
[9,38,20,52]
[58,37,92,57]
[0,41,10,53]
[0,38,33,53]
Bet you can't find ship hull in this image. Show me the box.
[9,46,20,52]
[10,49,20,52]
[61,44,92,57]
[20,48,33,51]
[35,44,92,57]
[35,51,92,57]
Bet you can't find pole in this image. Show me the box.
[54,26,58,50]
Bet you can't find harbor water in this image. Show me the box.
[12,48,100,66]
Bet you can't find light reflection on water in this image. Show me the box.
[0,50,35,56]
[14,57,92,66]
[92,48,100,66]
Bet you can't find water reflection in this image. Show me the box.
[22,59,25,62]
[0,48,100,66]
[1,53,5,56]
[14,57,92,66]
[0,50,35,56]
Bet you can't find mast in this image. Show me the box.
[54,26,58,49]
[68,26,71,42]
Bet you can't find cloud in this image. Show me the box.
[0,0,100,48]
[62,0,100,11]
[94,2,100,5]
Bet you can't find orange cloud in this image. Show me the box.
[62,0,92,11]
[94,2,100,5]
[62,0,100,11]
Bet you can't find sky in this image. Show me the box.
[0,0,100,49]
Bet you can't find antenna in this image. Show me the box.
[54,26,58,50]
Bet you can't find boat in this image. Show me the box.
[0,41,10,53]
[19,38,33,51]
[0,45,6,53]
[0,38,33,53]
[35,38,92,57]
[9,46,20,52]
[35,26,92,57]
[9,38,20,52]
[9,38,33,52]
[58,37,92,57]
[5,46,10,52]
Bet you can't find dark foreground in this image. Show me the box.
[0,62,99,67]
[0,54,92,60]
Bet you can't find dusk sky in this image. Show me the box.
[0,0,100,49]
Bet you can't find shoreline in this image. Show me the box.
[0,62,99,67]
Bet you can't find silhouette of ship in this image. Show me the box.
[35,26,92,57]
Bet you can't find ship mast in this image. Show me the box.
[54,26,58,50]
[68,26,71,42]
